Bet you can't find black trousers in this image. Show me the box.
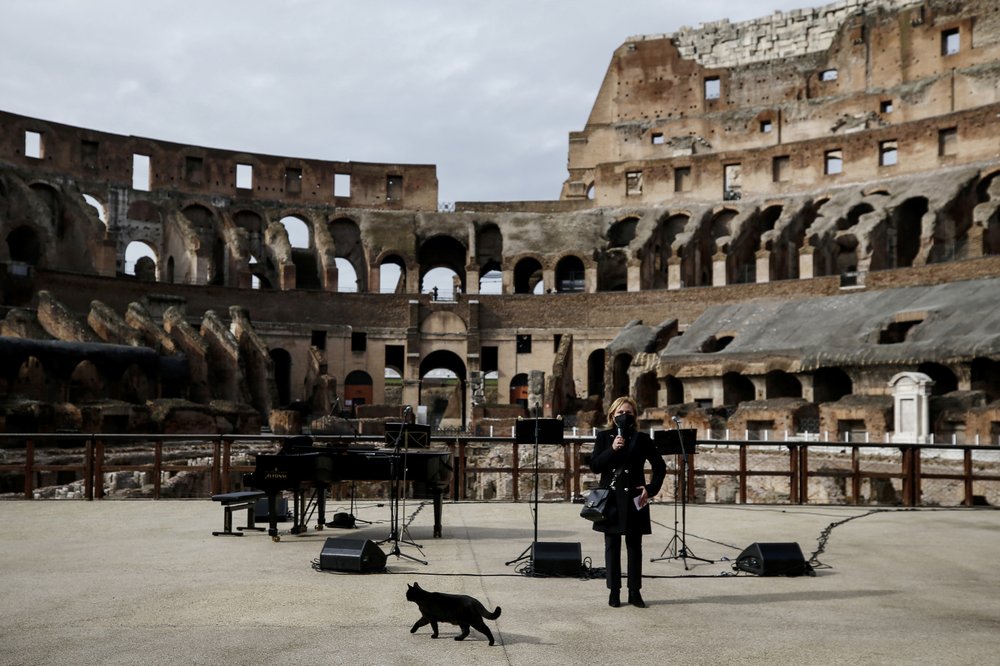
[604,532,643,591]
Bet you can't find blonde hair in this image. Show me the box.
[605,396,638,428]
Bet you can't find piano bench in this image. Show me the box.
[211,491,266,537]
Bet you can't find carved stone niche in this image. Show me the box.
[890,372,934,444]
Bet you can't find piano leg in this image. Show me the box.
[291,490,306,534]
[433,489,443,538]
[315,485,327,531]
[267,493,281,542]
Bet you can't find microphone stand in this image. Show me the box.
[652,418,714,570]
[326,399,371,528]
[384,406,426,565]
[505,403,543,571]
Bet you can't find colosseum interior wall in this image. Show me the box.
[0,0,999,445]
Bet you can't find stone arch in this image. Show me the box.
[664,375,684,405]
[118,363,152,403]
[513,256,544,294]
[722,371,755,406]
[765,370,802,399]
[377,251,409,294]
[344,369,373,412]
[418,234,467,295]
[587,349,605,398]
[894,197,928,267]
[28,182,61,235]
[647,212,688,289]
[6,225,44,266]
[81,193,107,227]
[636,371,658,412]
[917,362,957,395]
[16,355,47,401]
[510,372,529,407]
[270,348,292,406]
[555,254,585,292]
[182,203,215,233]
[813,367,853,403]
[608,216,639,248]
[475,222,503,268]
[970,357,1000,402]
[234,209,264,260]
[124,240,157,279]
[479,260,502,294]
[69,360,103,403]
[611,352,632,400]
[329,216,367,292]
[419,350,467,427]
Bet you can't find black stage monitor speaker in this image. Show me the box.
[319,538,387,573]
[532,541,582,576]
[735,542,812,577]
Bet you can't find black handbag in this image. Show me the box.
[580,466,623,523]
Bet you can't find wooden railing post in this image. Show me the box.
[24,438,35,499]
[84,436,94,500]
[94,438,105,499]
[739,444,749,504]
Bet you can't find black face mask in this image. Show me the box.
[614,412,635,431]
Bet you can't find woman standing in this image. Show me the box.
[590,396,667,608]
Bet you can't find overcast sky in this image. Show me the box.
[2,0,815,205]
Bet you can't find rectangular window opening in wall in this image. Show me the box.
[385,345,405,372]
[880,100,894,114]
[704,77,721,100]
[942,28,960,55]
[825,149,843,175]
[516,334,532,354]
[236,163,253,190]
[351,331,367,352]
[880,140,898,167]
[939,127,958,156]
[24,131,43,159]
[311,330,326,350]
[651,132,664,145]
[553,334,562,353]
[386,175,403,202]
[625,170,643,196]
[772,155,790,183]
[185,156,204,185]
[481,346,498,373]
[723,163,742,200]
[820,69,838,82]
[760,120,772,133]
[674,166,691,192]
[334,173,351,197]
[81,140,99,169]
[132,154,151,191]
[284,167,302,194]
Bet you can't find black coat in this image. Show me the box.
[589,426,667,536]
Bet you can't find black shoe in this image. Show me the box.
[628,591,646,608]
[608,590,621,608]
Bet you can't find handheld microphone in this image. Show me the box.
[403,405,412,416]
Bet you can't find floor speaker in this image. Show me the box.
[319,538,387,573]
[531,541,582,576]
[734,542,812,576]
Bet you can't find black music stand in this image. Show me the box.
[382,421,431,565]
[651,427,714,569]
[505,412,564,573]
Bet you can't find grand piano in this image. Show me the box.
[244,438,453,542]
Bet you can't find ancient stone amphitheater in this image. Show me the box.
[1,0,998,461]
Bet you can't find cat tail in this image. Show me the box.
[484,606,501,620]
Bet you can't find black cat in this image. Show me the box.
[405,582,502,645]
